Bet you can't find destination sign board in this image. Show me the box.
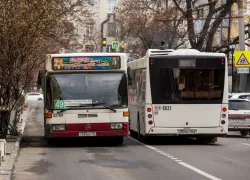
[52,56,121,70]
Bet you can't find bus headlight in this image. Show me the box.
[110,123,123,130]
[52,124,65,131]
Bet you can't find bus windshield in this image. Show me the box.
[45,72,128,109]
[150,68,225,103]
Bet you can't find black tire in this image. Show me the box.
[196,136,217,144]
[137,113,144,142]
[240,130,248,137]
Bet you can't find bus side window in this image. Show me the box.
[127,67,132,85]
[37,69,44,87]
[142,70,146,101]
[45,76,52,109]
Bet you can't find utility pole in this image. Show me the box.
[238,0,247,92]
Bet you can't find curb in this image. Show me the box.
[3,107,30,180]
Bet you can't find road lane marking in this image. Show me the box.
[216,155,250,167]
[179,162,221,180]
[242,143,250,147]
[128,136,221,180]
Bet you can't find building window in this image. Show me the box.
[108,0,117,13]
[197,8,204,18]
[85,24,94,37]
[107,23,116,37]
[247,2,250,15]
[85,45,94,52]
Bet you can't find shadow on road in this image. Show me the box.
[21,135,225,148]
[135,136,224,146]
[21,135,140,148]
[223,135,250,139]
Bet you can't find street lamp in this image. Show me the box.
[229,44,236,92]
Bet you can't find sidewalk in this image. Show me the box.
[0,106,30,180]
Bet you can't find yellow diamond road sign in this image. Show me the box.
[235,51,250,67]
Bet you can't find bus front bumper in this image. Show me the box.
[45,123,129,138]
[146,127,227,137]
[47,130,128,138]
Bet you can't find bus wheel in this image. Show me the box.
[196,136,217,144]
[137,120,144,142]
[240,130,248,137]
[205,137,217,143]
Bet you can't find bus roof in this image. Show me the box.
[45,53,128,72]
[145,49,174,57]
[167,49,226,57]
[47,52,127,57]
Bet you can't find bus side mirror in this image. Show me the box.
[37,69,43,87]
[127,67,132,85]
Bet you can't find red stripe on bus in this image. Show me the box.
[66,123,111,131]
[51,130,126,137]
[228,114,250,119]
[65,122,129,136]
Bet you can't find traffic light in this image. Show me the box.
[102,38,107,47]
[106,45,111,52]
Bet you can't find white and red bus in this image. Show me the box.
[127,49,228,143]
[37,53,129,145]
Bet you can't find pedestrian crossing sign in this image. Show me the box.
[235,51,250,67]
[112,41,120,50]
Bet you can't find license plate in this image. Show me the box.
[79,132,96,137]
[229,119,245,125]
[177,129,197,134]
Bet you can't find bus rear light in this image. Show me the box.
[147,108,152,112]
[123,112,129,117]
[221,120,225,125]
[148,114,152,118]
[222,114,226,118]
[148,120,153,125]
[222,107,227,112]
[45,113,52,118]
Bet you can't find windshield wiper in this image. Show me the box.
[56,105,92,113]
[79,103,117,112]
[56,103,116,113]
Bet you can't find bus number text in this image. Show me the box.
[163,106,171,111]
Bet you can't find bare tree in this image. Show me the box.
[172,0,237,52]
[115,0,188,57]
[0,0,89,137]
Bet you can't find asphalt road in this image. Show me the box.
[11,101,250,180]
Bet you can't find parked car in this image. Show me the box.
[228,98,250,137]
[26,92,43,101]
[229,93,250,100]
